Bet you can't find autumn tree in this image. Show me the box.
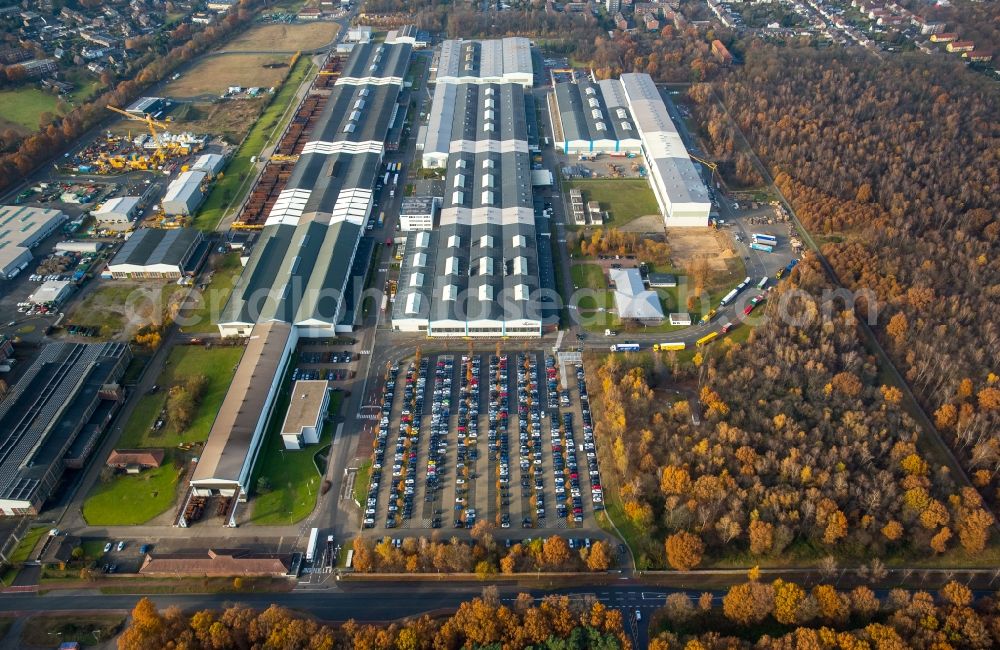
[665,532,704,571]
[722,581,774,625]
[586,540,612,572]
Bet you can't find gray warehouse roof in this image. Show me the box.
[619,73,710,209]
[436,38,532,84]
[395,81,544,331]
[0,342,129,507]
[554,78,637,144]
[220,41,411,329]
[0,205,67,276]
[110,228,201,268]
[610,267,664,321]
[339,40,411,81]
[192,321,290,487]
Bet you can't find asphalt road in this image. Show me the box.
[0,584,670,647]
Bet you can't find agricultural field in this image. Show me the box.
[224,22,340,52]
[0,87,61,133]
[164,54,292,98]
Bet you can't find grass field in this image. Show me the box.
[82,454,183,526]
[9,527,49,565]
[250,391,343,525]
[353,459,371,506]
[179,253,244,333]
[194,56,313,230]
[165,53,291,97]
[20,614,124,648]
[225,22,339,51]
[115,346,244,449]
[563,179,660,229]
[0,87,60,132]
[570,264,614,316]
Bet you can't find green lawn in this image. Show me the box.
[0,88,60,131]
[9,527,49,564]
[116,346,244,449]
[563,179,660,228]
[353,459,371,505]
[193,57,314,231]
[250,390,343,525]
[178,253,244,333]
[82,455,183,526]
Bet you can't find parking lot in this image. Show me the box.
[293,341,359,384]
[359,350,606,534]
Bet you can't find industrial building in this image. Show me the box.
[107,228,207,279]
[433,38,533,87]
[55,241,104,254]
[669,312,692,326]
[550,78,642,155]
[280,380,330,450]
[28,280,74,306]
[218,40,411,338]
[125,96,168,119]
[0,342,130,515]
[610,267,664,322]
[0,205,67,279]
[395,81,548,337]
[619,73,712,227]
[162,170,207,216]
[190,41,413,518]
[399,196,439,231]
[190,153,226,177]
[92,196,140,227]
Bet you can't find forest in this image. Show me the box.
[116,592,630,649]
[590,259,993,569]
[688,45,1000,514]
[651,575,999,649]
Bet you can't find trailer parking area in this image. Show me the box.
[357,350,607,536]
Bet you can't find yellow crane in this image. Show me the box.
[107,105,173,165]
[688,152,718,175]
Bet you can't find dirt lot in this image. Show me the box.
[617,215,664,233]
[170,98,267,143]
[165,54,291,98]
[64,280,187,340]
[666,227,736,272]
[224,22,340,52]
